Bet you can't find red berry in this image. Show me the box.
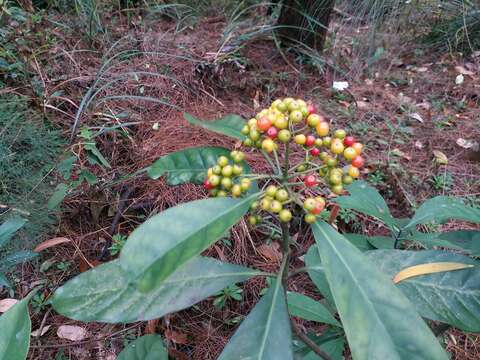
[257,116,272,132]
[203,179,213,190]
[344,136,355,147]
[266,126,278,139]
[311,202,323,215]
[310,148,320,156]
[351,155,365,168]
[307,104,316,115]
[304,175,318,187]
[305,135,316,147]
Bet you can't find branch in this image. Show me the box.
[290,320,333,360]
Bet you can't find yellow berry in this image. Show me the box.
[261,138,275,153]
[330,139,345,154]
[294,134,306,145]
[304,214,316,224]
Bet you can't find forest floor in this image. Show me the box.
[1,5,479,360]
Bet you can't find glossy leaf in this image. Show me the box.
[117,335,168,360]
[368,249,480,332]
[0,251,37,272]
[148,146,230,184]
[52,257,259,323]
[0,290,36,360]
[312,220,448,360]
[218,281,293,360]
[304,246,335,307]
[408,230,480,256]
[0,218,26,248]
[120,196,256,291]
[287,292,341,327]
[184,113,246,140]
[332,181,397,229]
[404,196,480,229]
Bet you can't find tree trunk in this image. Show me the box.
[277,0,335,52]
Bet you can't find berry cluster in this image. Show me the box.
[204,151,252,198]
[204,97,365,225]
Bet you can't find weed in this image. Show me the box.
[213,284,243,309]
[429,171,454,192]
[109,234,127,256]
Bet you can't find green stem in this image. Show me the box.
[260,150,279,175]
[273,149,283,176]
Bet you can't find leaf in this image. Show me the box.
[57,156,76,180]
[293,330,345,360]
[332,181,397,229]
[57,325,88,341]
[0,218,26,248]
[0,251,38,272]
[312,220,448,360]
[218,280,293,360]
[117,335,168,360]
[257,242,282,263]
[148,146,229,184]
[393,262,473,284]
[52,257,259,323]
[184,113,246,140]
[47,183,69,210]
[342,234,376,251]
[0,290,36,360]
[34,237,71,252]
[31,325,51,337]
[0,299,18,313]
[433,150,448,165]
[367,249,480,332]
[456,138,479,150]
[84,142,111,168]
[408,112,424,123]
[304,246,335,307]
[120,196,256,292]
[404,196,480,229]
[408,230,480,256]
[287,292,341,327]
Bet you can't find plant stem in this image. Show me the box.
[290,321,334,360]
[260,150,279,175]
[393,229,403,249]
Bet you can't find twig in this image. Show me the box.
[290,320,333,360]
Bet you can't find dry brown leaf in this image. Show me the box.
[34,237,71,252]
[57,325,88,341]
[79,258,102,273]
[393,262,473,284]
[257,242,282,263]
[31,325,51,337]
[454,65,475,76]
[0,298,18,313]
[165,329,188,344]
[145,319,159,334]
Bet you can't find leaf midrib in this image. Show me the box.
[257,281,281,359]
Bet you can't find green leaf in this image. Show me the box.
[0,290,36,360]
[287,292,341,327]
[333,181,397,229]
[121,196,256,292]
[148,146,230,184]
[184,113,246,140]
[305,245,335,307]
[367,249,480,332]
[84,142,111,168]
[0,272,10,288]
[0,218,26,248]
[408,230,480,256]
[117,335,168,360]
[47,183,68,210]
[294,330,345,360]
[218,280,293,360]
[0,251,37,272]
[311,220,448,360]
[57,156,76,180]
[344,234,395,250]
[405,196,480,229]
[52,257,259,323]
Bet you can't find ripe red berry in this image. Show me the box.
[344,136,355,147]
[304,175,318,187]
[307,104,316,115]
[310,148,320,156]
[203,179,213,190]
[305,135,316,147]
[266,126,278,139]
[257,116,272,132]
[310,202,323,215]
[351,155,365,168]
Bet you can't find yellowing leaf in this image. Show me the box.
[433,150,448,165]
[393,262,474,284]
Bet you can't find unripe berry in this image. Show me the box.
[294,134,306,145]
[278,129,291,143]
[231,184,242,197]
[275,189,289,202]
[290,110,303,123]
[209,175,221,187]
[330,139,345,154]
[266,185,278,197]
[333,129,346,139]
[248,215,257,225]
[217,190,227,197]
[304,213,316,224]
[348,165,360,178]
[274,116,289,129]
[248,118,257,127]
[221,177,232,189]
[270,200,283,213]
[222,165,233,177]
[343,147,357,161]
[261,138,275,153]
[233,164,243,176]
[323,136,332,147]
[217,156,229,167]
[249,129,260,141]
[307,114,322,127]
[288,100,300,112]
[250,201,259,210]
[260,197,272,211]
[279,209,292,222]
[342,175,354,185]
[241,125,250,135]
[231,151,245,163]
[303,198,317,211]
[331,184,344,195]
[240,178,252,191]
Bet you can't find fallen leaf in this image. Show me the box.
[408,112,424,123]
[454,65,475,76]
[393,262,473,284]
[165,329,188,344]
[0,298,18,313]
[456,138,479,150]
[79,258,102,273]
[455,74,464,85]
[57,325,88,341]
[415,66,428,72]
[391,148,411,161]
[34,237,71,252]
[356,101,369,110]
[433,150,448,165]
[31,325,51,337]
[257,242,282,263]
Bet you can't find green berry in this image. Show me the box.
[279,209,292,222]
[304,214,316,224]
[270,200,283,213]
[217,156,229,167]
[275,189,289,202]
